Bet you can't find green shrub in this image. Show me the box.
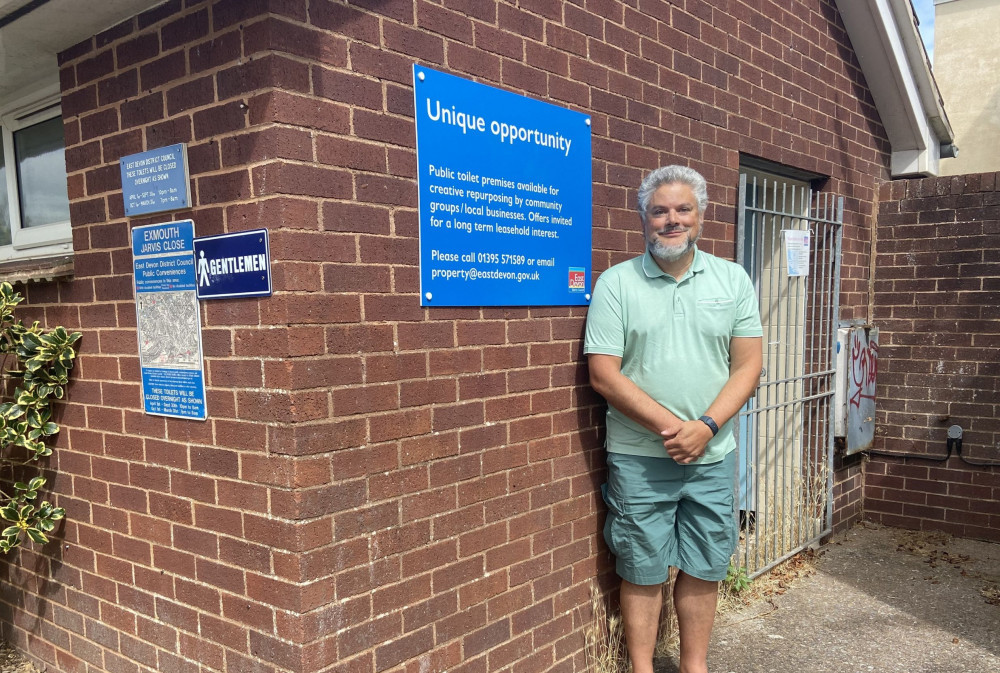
[0,282,80,553]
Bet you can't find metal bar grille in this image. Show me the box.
[735,173,844,579]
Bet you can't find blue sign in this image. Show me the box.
[414,65,592,306]
[132,220,207,420]
[140,368,207,420]
[193,229,272,300]
[121,143,190,217]
[132,220,195,292]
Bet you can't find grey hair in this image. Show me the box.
[636,165,709,222]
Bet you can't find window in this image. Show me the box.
[0,83,73,268]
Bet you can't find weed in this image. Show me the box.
[724,563,752,593]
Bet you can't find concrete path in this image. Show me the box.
[655,523,1000,673]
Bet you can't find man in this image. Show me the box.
[584,165,763,673]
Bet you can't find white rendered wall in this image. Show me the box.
[935,0,1000,175]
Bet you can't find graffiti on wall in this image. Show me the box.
[849,334,878,409]
[845,327,878,453]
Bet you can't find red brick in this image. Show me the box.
[162,9,208,50]
[197,169,251,204]
[193,101,248,139]
[218,54,310,99]
[197,612,246,651]
[310,0,379,41]
[121,91,164,129]
[139,51,186,90]
[246,17,347,66]
[77,49,115,84]
[248,90,350,134]
[352,109,415,148]
[188,31,242,76]
[194,558,245,596]
[252,161,352,199]
[166,76,215,116]
[97,69,139,107]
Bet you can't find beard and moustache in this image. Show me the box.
[647,225,699,262]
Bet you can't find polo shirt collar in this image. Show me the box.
[641,246,705,279]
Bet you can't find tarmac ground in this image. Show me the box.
[655,522,1000,673]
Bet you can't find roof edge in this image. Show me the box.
[836,0,956,177]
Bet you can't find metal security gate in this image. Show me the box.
[734,172,843,578]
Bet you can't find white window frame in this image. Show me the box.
[0,82,73,260]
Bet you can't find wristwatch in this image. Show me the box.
[698,415,719,436]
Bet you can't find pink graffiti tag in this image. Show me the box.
[849,336,878,409]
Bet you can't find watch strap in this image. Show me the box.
[698,415,719,436]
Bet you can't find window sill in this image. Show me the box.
[0,253,74,284]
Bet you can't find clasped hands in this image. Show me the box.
[660,419,714,464]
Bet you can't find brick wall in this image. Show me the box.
[5,2,347,671]
[868,174,1000,542]
[832,452,865,532]
[0,1,890,671]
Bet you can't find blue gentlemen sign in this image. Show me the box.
[193,229,272,300]
[414,65,592,306]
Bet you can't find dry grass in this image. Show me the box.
[584,581,630,673]
[582,575,679,672]
[737,462,829,577]
[0,643,41,673]
[653,569,679,659]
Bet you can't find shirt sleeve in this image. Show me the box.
[584,271,625,356]
[732,267,763,338]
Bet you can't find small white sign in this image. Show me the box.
[783,229,810,277]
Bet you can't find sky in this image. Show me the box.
[912,0,936,60]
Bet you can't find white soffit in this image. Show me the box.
[0,0,164,102]
[835,0,956,176]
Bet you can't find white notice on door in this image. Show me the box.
[783,229,810,277]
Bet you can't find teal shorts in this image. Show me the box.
[602,450,738,584]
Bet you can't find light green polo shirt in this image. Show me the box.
[584,248,762,463]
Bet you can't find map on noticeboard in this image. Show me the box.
[414,65,593,307]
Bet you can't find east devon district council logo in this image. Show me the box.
[568,268,585,292]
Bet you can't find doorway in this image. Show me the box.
[735,164,843,577]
